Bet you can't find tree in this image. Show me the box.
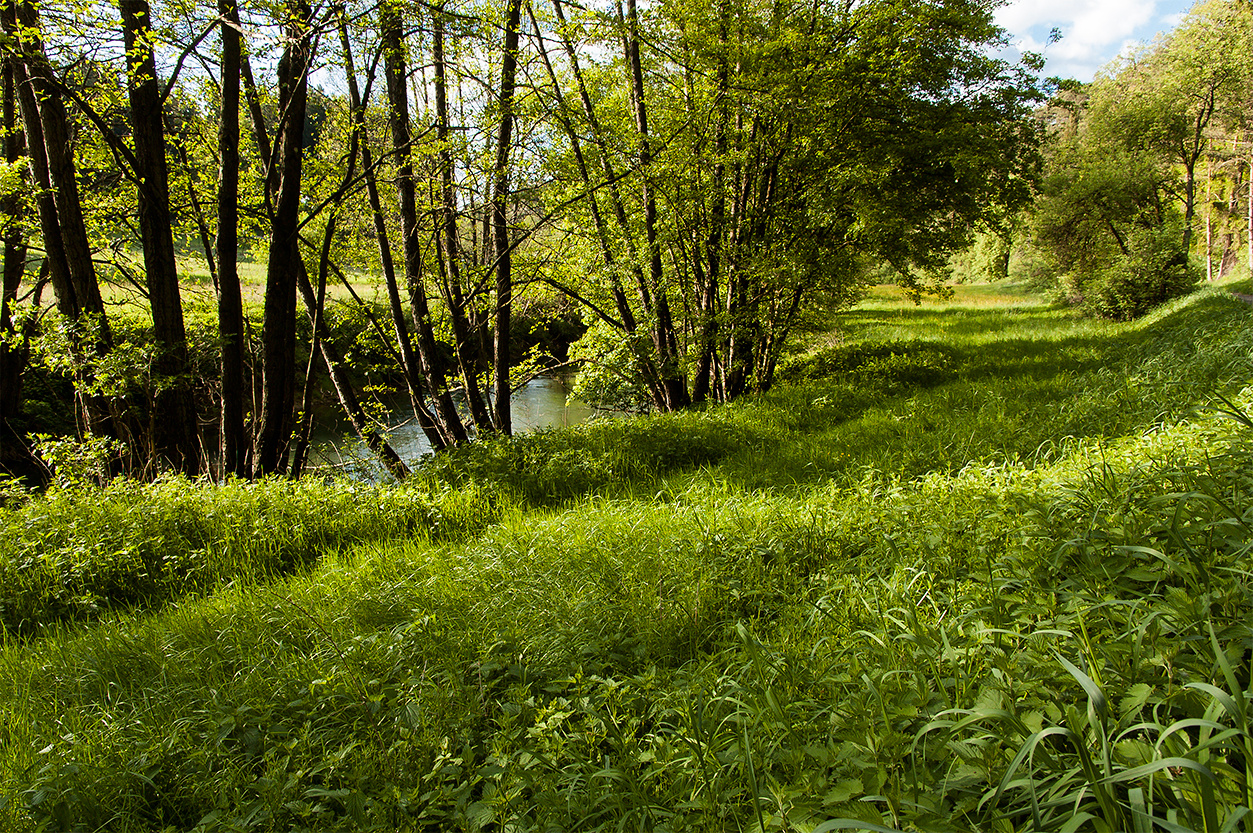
[217,0,248,479]
[1033,141,1195,318]
[119,0,200,474]
[489,0,523,433]
[383,0,468,447]
[253,0,313,477]
[1025,1,1253,317]
[5,0,117,441]
[0,44,35,479]
[0,0,1050,481]
[547,0,1042,406]
[1088,0,1250,257]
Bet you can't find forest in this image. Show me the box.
[0,1,1252,831]
[0,0,1046,482]
[0,0,1248,483]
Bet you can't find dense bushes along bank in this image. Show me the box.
[0,283,1250,830]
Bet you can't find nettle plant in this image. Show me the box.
[30,433,127,491]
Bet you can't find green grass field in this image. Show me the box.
[1,281,1251,831]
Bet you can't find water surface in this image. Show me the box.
[311,374,602,475]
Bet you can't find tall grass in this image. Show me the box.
[0,477,501,637]
[0,282,1250,831]
[2,401,1249,831]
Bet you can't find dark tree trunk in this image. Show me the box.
[428,8,493,436]
[549,0,667,410]
[22,45,105,333]
[490,0,523,435]
[241,54,280,207]
[338,13,445,451]
[120,0,200,475]
[9,0,115,440]
[14,3,104,327]
[254,0,312,476]
[384,4,467,446]
[217,0,248,478]
[691,2,730,405]
[12,60,74,320]
[624,0,688,411]
[0,58,31,478]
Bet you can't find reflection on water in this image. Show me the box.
[310,374,603,475]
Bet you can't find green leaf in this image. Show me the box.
[811,820,907,833]
[1057,653,1107,719]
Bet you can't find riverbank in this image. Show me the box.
[1,281,1251,831]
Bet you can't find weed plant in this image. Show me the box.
[0,478,501,637]
[0,283,1251,831]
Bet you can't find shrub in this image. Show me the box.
[1081,221,1199,320]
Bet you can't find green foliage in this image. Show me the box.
[568,319,654,413]
[1025,0,1253,318]
[30,434,127,490]
[1030,141,1191,317]
[0,477,501,638]
[1079,220,1200,319]
[2,284,1252,831]
[950,229,1013,283]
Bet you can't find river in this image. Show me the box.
[309,373,603,475]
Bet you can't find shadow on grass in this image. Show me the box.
[710,289,1253,491]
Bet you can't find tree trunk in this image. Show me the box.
[384,4,467,446]
[624,0,688,410]
[18,13,106,334]
[217,0,249,478]
[10,0,116,440]
[490,0,523,435]
[120,0,200,475]
[551,0,667,411]
[11,61,74,321]
[430,7,493,435]
[254,0,312,476]
[338,13,445,451]
[1205,155,1213,281]
[691,2,730,405]
[0,58,31,478]
[1180,89,1216,257]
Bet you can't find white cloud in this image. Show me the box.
[994,0,1151,34]
[993,0,1194,81]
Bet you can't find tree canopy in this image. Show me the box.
[0,0,1045,482]
[1026,0,1253,318]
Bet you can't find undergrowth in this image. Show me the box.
[0,283,1251,831]
[0,478,501,637]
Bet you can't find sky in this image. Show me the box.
[993,0,1198,82]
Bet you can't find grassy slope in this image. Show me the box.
[1,283,1251,832]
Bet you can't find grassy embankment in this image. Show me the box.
[1,280,1251,832]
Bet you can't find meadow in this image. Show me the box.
[0,280,1250,832]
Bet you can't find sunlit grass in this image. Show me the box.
[96,254,382,311]
[2,280,1252,831]
[857,279,1049,310]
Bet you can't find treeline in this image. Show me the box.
[973,0,1253,319]
[0,0,1042,483]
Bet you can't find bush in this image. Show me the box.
[568,320,654,413]
[1080,222,1199,320]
